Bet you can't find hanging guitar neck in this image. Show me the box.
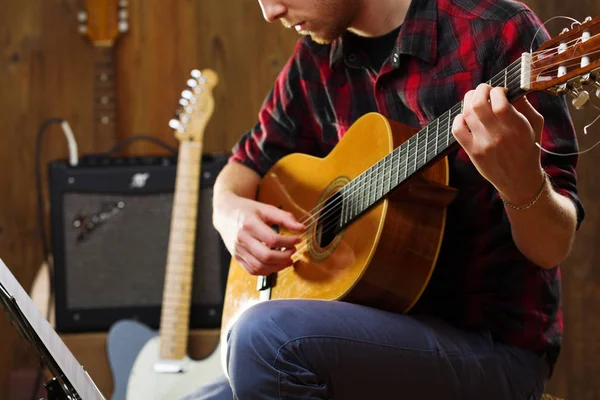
[77,0,129,152]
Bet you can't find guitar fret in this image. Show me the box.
[378,161,384,198]
[424,125,429,165]
[404,140,409,179]
[414,134,418,172]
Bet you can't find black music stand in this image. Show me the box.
[0,259,105,400]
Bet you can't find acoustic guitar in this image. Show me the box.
[220,15,600,373]
[106,69,223,400]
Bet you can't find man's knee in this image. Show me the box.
[227,301,291,365]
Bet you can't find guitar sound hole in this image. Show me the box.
[316,192,342,248]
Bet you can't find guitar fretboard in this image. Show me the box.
[93,47,118,152]
[159,141,203,360]
[339,55,528,229]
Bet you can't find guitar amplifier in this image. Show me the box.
[48,153,231,333]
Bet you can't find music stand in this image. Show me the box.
[0,258,105,400]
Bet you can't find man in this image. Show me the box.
[191,0,585,398]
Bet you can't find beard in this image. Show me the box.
[307,22,348,44]
[282,0,356,44]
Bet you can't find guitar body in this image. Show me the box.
[107,320,223,400]
[107,320,156,400]
[221,113,457,351]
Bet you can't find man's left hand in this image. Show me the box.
[452,83,546,205]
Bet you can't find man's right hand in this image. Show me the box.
[213,191,305,276]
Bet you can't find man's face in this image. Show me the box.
[258,0,358,44]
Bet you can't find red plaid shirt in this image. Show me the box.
[231,0,585,369]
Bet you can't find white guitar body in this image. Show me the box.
[126,335,223,400]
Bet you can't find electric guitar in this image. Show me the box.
[106,69,223,400]
[77,0,129,151]
[220,15,600,374]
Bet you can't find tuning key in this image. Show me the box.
[571,90,590,109]
[179,98,189,107]
[181,90,193,100]
[169,119,182,130]
[119,0,129,7]
[119,21,129,33]
[77,11,87,22]
[187,79,198,88]
[191,69,202,79]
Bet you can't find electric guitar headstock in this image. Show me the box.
[526,15,600,109]
[77,0,129,47]
[169,69,219,144]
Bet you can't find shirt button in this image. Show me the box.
[348,54,357,62]
[392,53,400,66]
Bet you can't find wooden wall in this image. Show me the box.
[0,0,599,398]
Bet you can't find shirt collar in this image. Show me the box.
[329,0,438,69]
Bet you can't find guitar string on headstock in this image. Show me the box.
[530,15,600,157]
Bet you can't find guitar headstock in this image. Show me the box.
[78,0,129,47]
[527,15,600,108]
[169,69,219,143]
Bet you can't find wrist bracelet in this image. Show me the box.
[500,171,548,211]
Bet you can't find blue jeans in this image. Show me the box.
[184,299,549,400]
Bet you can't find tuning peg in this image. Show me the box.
[77,11,87,22]
[571,90,590,109]
[179,98,189,107]
[78,25,87,34]
[187,79,198,88]
[119,0,129,7]
[191,69,202,79]
[181,90,193,100]
[180,114,190,124]
[118,21,129,33]
[169,119,181,130]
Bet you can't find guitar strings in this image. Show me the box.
[285,33,599,257]
[291,61,522,236]
[290,59,519,226]
[307,40,600,233]
[292,62,533,250]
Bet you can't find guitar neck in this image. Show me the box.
[92,47,118,152]
[159,141,203,360]
[338,55,529,230]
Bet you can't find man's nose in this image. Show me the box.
[258,0,287,22]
